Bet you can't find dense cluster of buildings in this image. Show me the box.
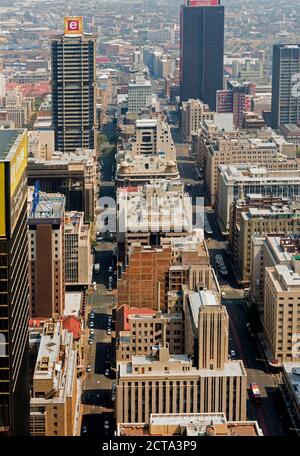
[2,0,300,440]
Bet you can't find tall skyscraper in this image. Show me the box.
[51,17,97,153]
[180,0,224,111]
[271,44,300,129]
[0,129,29,435]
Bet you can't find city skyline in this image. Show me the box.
[0,0,300,444]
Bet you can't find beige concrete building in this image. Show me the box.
[206,136,298,205]
[264,259,300,365]
[130,119,176,160]
[115,150,179,187]
[28,193,65,318]
[250,235,300,313]
[117,413,263,436]
[216,165,300,233]
[64,211,92,287]
[28,130,55,160]
[182,99,233,143]
[116,344,247,425]
[115,306,184,361]
[182,99,214,142]
[117,181,193,260]
[184,291,228,369]
[30,321,81,436]
[235,201,300,284]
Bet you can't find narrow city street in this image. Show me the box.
[80,115,117,437]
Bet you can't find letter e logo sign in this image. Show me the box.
[68,20,79,31]
[64,17,83,35]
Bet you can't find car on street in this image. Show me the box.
[108,315,112,323]
[89,328,95,335]
[215,255,225,267]
[90,311,95,319]
[88,338,94,345]
[106,328,111,336]
[108,266,113,273]
[82,425,87,434]
[86,365,92,373]
[108,285,112,291]
[109,232,114,240]
[230,350,236,359]
[219,266,228,277]
[93,281,97,291]
[108,276,113,284]
[250,382,261,404]
[94,263,100,274]
[89,320,94,328]
[105,368,110,377]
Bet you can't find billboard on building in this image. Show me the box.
[0,164,5,236]
[0,131,28,238]
[64,16,83,36]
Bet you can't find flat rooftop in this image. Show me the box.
[0,129,23,161]
[28,194,65,220]
[118,414,262,436]
[119,357,245,378]
[64,292,82,317]
[266,236,300,264]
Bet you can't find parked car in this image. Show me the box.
[108,266,113,273]
[108,276,113,284]
[93,282,97,291]
[89,328,95,335]
[106,328,111,336]
[86,365,92,373]
[88,338,94,345]
[82,425,87,434]
[108,315,112,323]
[89,320,94,328]
[230,350,236,359]
[105,368,110,377]
[219,266,228,276]
[215,255,225,267]
[108,285,112,291]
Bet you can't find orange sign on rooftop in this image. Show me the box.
[64,16,83,35]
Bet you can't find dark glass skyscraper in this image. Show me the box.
[180,0,224,111]
[51,17,97,153]
[271,44,300,129]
